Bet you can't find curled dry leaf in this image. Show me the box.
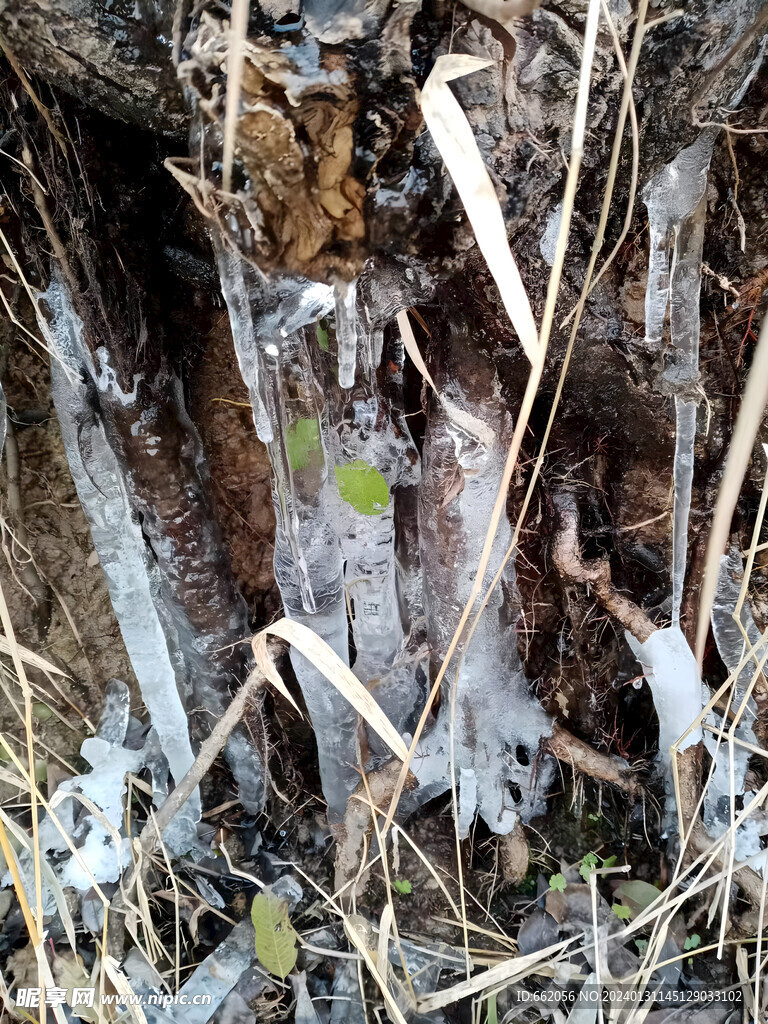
[420,55,539,364]
[252,618,409,761]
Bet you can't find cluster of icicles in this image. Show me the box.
[214,238,553,831]
[20,132,767,915]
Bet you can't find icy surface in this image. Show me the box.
[131,918,257,1024]
[215,242,360,820]
[42,681,186,890]
[410,373,553,834]
[329,376,425,752]
[334,279,359,389]
[44,282,200,848]
[626,626,702,825]
[706,547,764,858]
[539,201,563,267]
[45,276,265,817]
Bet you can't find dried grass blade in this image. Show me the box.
[417,939,571,1013]
[0,636,69,676]
[420,55,539,363]
[253,619,408,760]
[221,0,249,195]
[344,915,409,1024]
[696,314,768,666]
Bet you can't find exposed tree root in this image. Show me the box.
[544,723,640,796]
[551,490,654,642]
[552,490,765,909]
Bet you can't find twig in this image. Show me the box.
[544,724,639,795]
[0,33,68,156]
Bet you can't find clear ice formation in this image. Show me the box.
[642,132,714,628]
[2,680,183,906]
[215,239,359,821]
[626,627,703,822]
[130,918,258,1024]
[215,239,334,445]
[334,279,359,389]
[44,276,264,822]
[707,547,764,858]
[328,369,425,755]
[635,136,714,821]
[0,379,6,457]
[43,280,200,849]
[409,371,553,834]
[217,240,549,833]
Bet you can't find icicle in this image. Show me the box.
[214,236,334,444]
[0,380,6,458]
[44,275,266,819]
[215,243,272,441]
[628,138,715,826]
[642,134,713,347]
[407,357,553,835]
[643,136,712,627]
[267,334,358,819]
[334,278,359,389]
[43,281,200,849]
[214,236,361,820]
[324,274,430,753]
[329,386,425,751]
[671,399,696,626]
[706,547,764,858]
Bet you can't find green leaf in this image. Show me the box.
[33,702,53,722]
[317,320,329,352]
[549,873,567,892]
[579,852,599,881]
[684,933,701,951]
[635,939,648,954]
[486,992,498,1024]
[286,418,321,472]
[251,892,298,980]
[613,880,661,918]
[612,903,632,920]
[601,855,617,869]
[393,879,412,895]
[335,459,390,516]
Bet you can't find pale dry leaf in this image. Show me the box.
[396,310,495,447]
[420,55,539,364]
[253,618,408,761]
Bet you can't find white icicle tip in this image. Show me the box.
[252,618,409,761]
[420,54,539,365]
